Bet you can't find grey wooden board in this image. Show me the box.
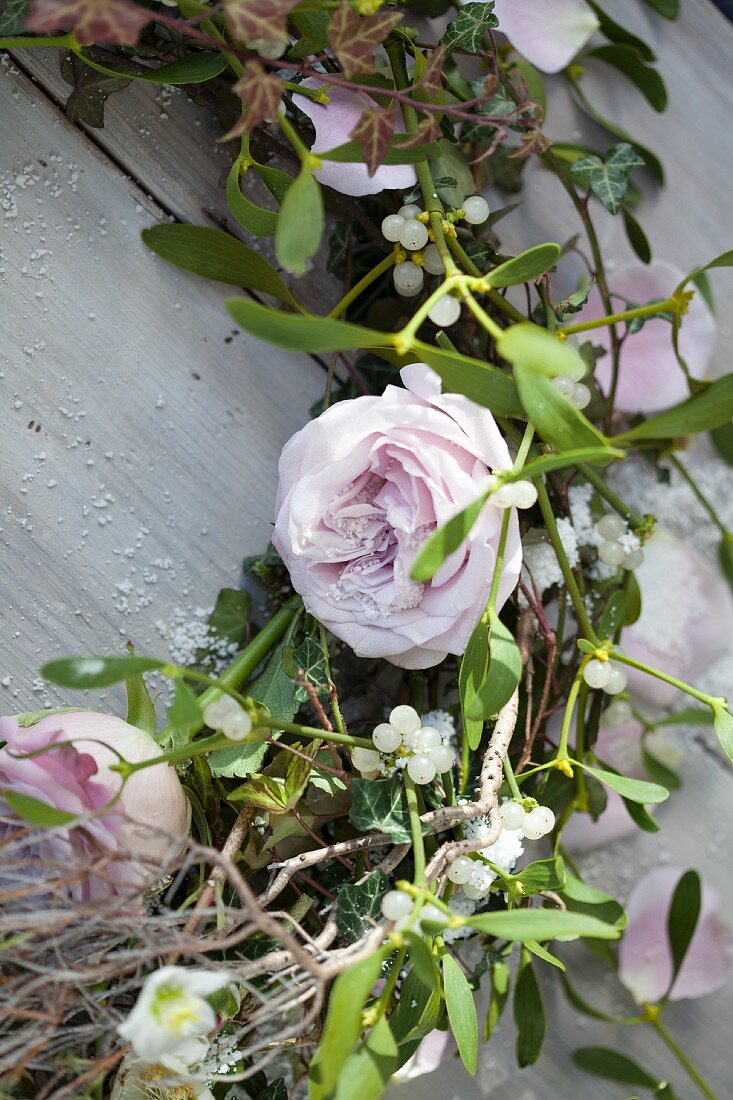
[0,56,325,716]
[2,0,733,1095]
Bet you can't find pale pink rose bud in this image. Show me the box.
[273,364,522,669]
[0,710,190,900]
[619,866,732,1003]
[581,261,716,414]
[493,0,599,74]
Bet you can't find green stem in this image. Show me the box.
[328,253,396,318]
[561,297,676,336]
[649,1017,720,1100]
[447,237,526,322]
[502,755,521,799]
[610,650,723,709]
[460,287,504,342]
[669,454,729,537]
[579,464,646,530]
[537,482,597,641]
[557,668,584,761]
[404,773,426,886]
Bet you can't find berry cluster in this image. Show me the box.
[594,513,644,570]
[488,476,538,510]
[552,373,592,410]
[382,196,490,308]
[583,656,628,694]
[498,799,555,838]
[202,695,252,741]
[351,705,454,785]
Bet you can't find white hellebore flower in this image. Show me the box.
[118,966,231,1069]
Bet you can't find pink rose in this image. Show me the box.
[582,261,716,414]
[273,364,522,669]
[492,0,599,74]
[0,710,190,901]
[619,866,732,1003]
[622,529,733,706]
[292,80,417,197]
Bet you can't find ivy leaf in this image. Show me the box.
[442,955,478,1075]
[208,741,267,779]
[275,163,324,276]
[350,107,396,176]
[467,611,521,721]
[222,0,298,44]
[335,870,388,942]
[282,634,328,700]
[571,143,645,215]
[26,0,150,43]
[420,44,445,99]
[230,745,314,813]
[442,1,497,54]
[227,62,284,138]
[349,776,412,844]
[514,957,544,1067]
[61,52,132,128]
[0,0,29,34]
[328,2,402,78]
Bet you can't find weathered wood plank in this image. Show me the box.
[0,57,325,713]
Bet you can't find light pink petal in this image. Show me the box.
[562,789,640,852]
[492,0,599,74]
[622,530,733,706]
[393,1028,456,1082]
[619,866,732,1004]
[293,80,416,197]
[581,261,716,414]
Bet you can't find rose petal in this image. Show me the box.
[619,866,732,1003]
[492,0,599,74]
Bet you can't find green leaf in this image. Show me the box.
[563,873,627,929]
[571,143,645,215]
[561,974,620,1022]
[580,762,668,804]
[640,0,679,18]
[125,663,157,736]
[226,158,278,237]
[498,322,586,380]
[208,588,251,650]
[333,1015,398,1100]
[514,957,544,1067]
[225,298,522,416]
[666,869,701,991]
[208,741,267,778]
[275,163,324,277]
[335,870,388,943]
[466,907,619,941]
[517,365,613,453]
[404,932,441,991]
[525,940,565,971]
[599,590,626,640]
[309,947,389,1099]
[707,701,732,763]
[42,654,165,689]
[319,136,439,166]
[410,490,489,583]
[573,1047,659,1088]
[615,375,733,442]
[484,959,510,1041]
[391,968,440,1044]
[622,795,659,833]
[349,776,412,844]
[641,746,680,791]
[653,706,714,729]
[485,243,560,287]
[622,205,652,264]
[522,447,622,478]
[249,642,301,725]
[142,224,299,308]
[460,621,489,751]
[711,422,733,466]
[719,533,733,593]
[515,857,566,895]
[467,611,521,721]
[622,570,642,625]
[585,1,656,62]
[2,790,77,827]
[442,954,478,1075]
[441,1,497,53]
[0,0,29,35]
[513,57,546,118]
[76,47,227,84]
[167,679,201,736]
[588,46,666,112]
